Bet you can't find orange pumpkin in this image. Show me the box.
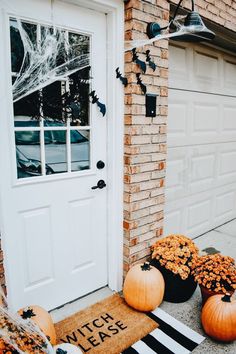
[201,293,236,342]
[123,262,165,312]
[18,305,57,345]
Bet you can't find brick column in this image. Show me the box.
[124,0,169,276]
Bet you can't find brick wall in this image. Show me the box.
[123,0,236,276]
[124,0,169,276]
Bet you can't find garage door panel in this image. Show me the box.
[169,44,236,96]
[222,105,236,132]
[165,147,188,201]
[169,44,190,84]
[168,91,236,147]
[218,145,236,180]
[167,100,188,139]
[194,51,219,85]
[187,198,212,234]
[190,150,216,188]
[215,190,236,222]
[224,60,236,90]
[193,102,219,135]
[164,210,182,235]
[164,184,236,238]
[166,145,216,201]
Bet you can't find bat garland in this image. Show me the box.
[136,73,146,94]
[89,90,106,117]
[146,50,157,71]
[132,48,146,73]
[116,67,128,87]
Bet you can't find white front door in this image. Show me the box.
[0,0,108,310]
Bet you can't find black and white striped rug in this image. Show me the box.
[122,308,205,354]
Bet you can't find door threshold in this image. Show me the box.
[50,286,114,323]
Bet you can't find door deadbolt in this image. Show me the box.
[96,160,105,169]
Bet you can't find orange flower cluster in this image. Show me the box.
[191,254,236,294]
[151,235,199,280]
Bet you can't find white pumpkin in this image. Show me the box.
[53,343,83,354]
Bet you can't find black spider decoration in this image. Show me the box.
[20,308,36,319]
[89,90,106,117]
[132,48,146,73]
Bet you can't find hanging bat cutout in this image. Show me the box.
[132,48,146,74]
[146,50,157,71]
[116,67,128,87]
[89,90,106,117]
[136,73,146,95]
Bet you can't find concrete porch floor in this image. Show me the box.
[51,219,236,353]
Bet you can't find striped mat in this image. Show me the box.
[122,308,205,354]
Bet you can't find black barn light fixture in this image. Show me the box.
[147,0,215,42]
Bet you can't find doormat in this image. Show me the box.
[123,307,205,354]
[55,293,158,354]
[55,294,205,354]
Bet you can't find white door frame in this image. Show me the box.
[0,0,124,301]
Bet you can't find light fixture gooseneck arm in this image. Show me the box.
[171,0,195,26]
[150,0,196,34]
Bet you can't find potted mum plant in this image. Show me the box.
[191,254,236,305]
[151,234,199,303]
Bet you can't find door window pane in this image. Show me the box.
[69,67,90,126]
[44,130,67,174]
[10,19,37,73]
[15,131,41,178]
[71,130,90,171]
[14,92,40,127]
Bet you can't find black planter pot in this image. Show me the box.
[151,259,197,303]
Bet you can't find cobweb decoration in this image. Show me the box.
[125,15,200,51]
[13,19,90,103]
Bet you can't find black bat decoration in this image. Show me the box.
[146,50,157,71]
[116,67,128,87]
[56,349,67,354]
[132,48,146,73]
[89,90,106,117]
[136,73,146,94]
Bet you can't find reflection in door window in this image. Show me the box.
[10,18,91,179]
[71,130,90,172]
[15,132,42,178]
[44,130,67,174]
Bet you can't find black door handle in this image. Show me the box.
[91,179,106,190]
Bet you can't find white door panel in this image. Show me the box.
[164,43,236,238]
[0,0,108,310]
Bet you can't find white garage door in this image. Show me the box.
[164,43,236,238]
